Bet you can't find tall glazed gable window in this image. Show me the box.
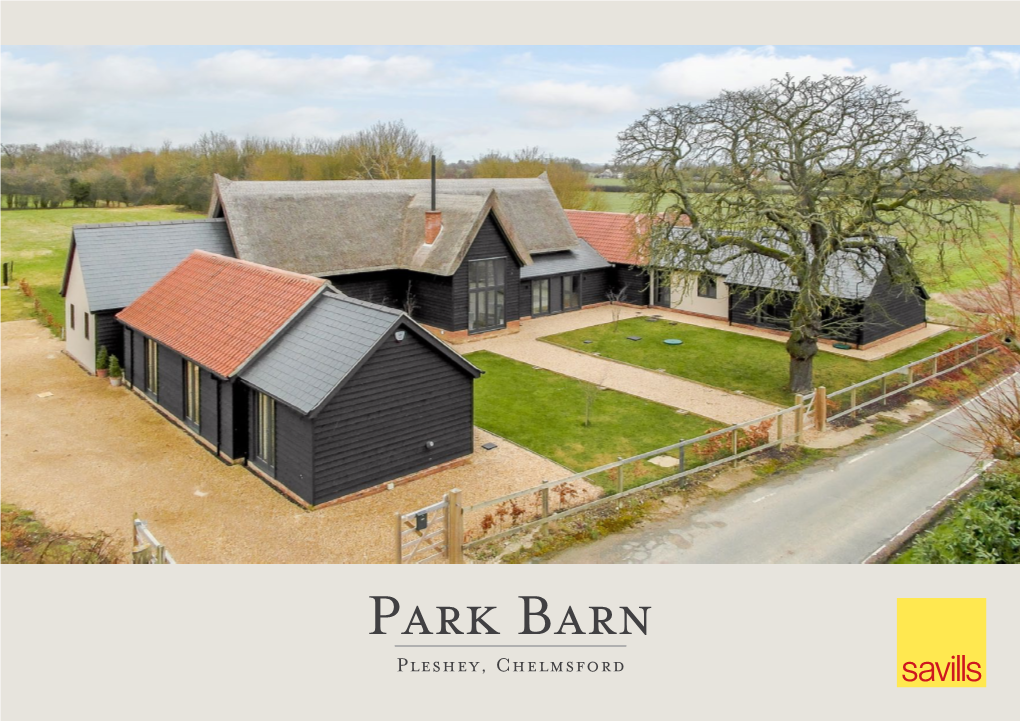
[468,257,506,333]
[184,361,201,429]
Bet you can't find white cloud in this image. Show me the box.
[501,80,641,114]
[653,46,859,101]
[195,50,435,95]
[875,47,1020,106]
[239,106,347,139]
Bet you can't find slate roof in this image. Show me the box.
[660,230,915,301]
[60,219,236,312]
[519,238,611,279]
[116,251,327,377]
[564,210,644,265]
[211,174,578,277]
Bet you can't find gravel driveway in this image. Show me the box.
[1,321,585,563]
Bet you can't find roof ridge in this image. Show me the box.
[73,218,225,230]
[322,289,405,317]
[190,249,327,286]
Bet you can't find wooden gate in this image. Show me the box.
[396,489,463,564]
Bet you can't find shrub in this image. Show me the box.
[96,346,109,371]
[108,355,122,378]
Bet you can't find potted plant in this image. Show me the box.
[96,346,109,378]
[108,355,123,387]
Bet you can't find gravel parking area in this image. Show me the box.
[1,320,590,563]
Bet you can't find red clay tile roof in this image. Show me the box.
[564,210,645,265]
[117,250,326,377]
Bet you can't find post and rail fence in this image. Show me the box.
[132,516,175,564]
[395,332,1003,563]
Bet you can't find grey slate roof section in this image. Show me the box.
[520,238,612,279]
[659,229,902,301]
[239,291,403,415]
[213,174,577,277]
[69,219,235,311]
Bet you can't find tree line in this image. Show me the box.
[0,121,608,212]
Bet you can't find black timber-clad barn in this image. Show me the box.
[208,174,613,340]
[117,251,480,507]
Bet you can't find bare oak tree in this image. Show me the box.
[616,75,985,393]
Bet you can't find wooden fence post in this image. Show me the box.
[395,512,404,564]
[907,365,915,387]
[447,489,464,565]
[541,486,550,518]
[731,428,739,456]
[794,394,805,441]
[617,457,624,494]
[678,441,686,474]
[850,388,858,419]
[814,386,827,431]
[777,412,785,449]
[881,376,888,406]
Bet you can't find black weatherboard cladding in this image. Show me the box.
[94,312,123,364]
[249,388,315,503]
[156,344,185,420]
[311,323,475,505]
[329,271,405,309]
[451,214,521,331]
[861,269,926,345]
[198,370,219,446]
[407,271,456,330]
[612,265,650,305]
[581,269,610,306]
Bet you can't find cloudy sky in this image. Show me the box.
[2,44,1018,165]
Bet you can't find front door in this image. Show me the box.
[654,271,671,307]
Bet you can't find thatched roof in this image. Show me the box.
[211,174,579,277]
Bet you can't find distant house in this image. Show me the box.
[208,173,612,340]
[597,168,615,179]
[116,250,480,507]
[59,219,234,373]
[566,210,929,349]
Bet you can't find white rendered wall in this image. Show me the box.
[64,251,96,373]
[670,273,730,319]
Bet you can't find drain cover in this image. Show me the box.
[663,339,683,346]
[626,336,642,341]
[482,442,498,451]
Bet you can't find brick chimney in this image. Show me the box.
[425,153,442,245]
[425,210,442,245]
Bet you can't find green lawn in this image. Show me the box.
[468,351,723,493]
[0,206,203,327]
[543,318,972,405]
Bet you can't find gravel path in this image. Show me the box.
[1,320,590,563]
[460,305,778,425]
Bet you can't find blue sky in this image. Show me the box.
[2,45,1018,164]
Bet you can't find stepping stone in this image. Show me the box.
[649,455,680,468]
[645,317,659,322]
[481,442,498,451]
[626,336,642,341]
[583,340,593,344]
[36,392,53,398]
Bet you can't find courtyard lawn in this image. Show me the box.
[467,351,723,493]
[0,206,203,327]
[542,318,972,406]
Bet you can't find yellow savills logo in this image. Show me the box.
[897,598,986,687]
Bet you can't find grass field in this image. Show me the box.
[468,351,722,492]
[543,318,972,405]
[0,206,203,327]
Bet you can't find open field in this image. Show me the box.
[468,350,723,492]
[0,206,203,327]
[543,318,972,405]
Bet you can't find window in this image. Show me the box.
[697,275,718,299]
[145,338,159,396]
[563,275,581,311]
[70,305,75,330]
[254,392,276,469]
[468,257,506,333]
[532,279,550,316]
[185,361,201,428]
[84,313,90,340]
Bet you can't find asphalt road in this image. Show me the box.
[549,377,1015,564]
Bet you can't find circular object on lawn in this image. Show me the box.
[664,339,683,346]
